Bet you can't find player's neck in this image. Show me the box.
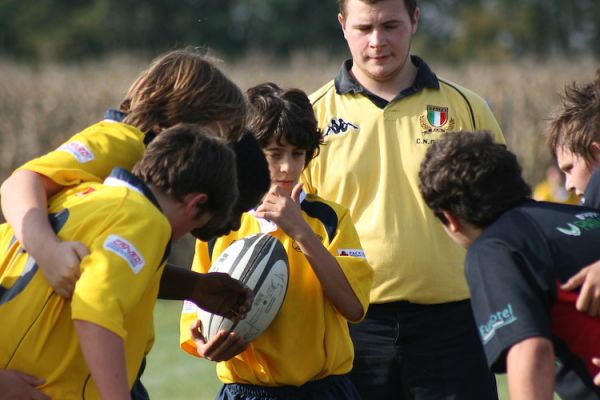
[351,59,418,102]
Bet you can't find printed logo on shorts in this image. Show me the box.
[323,118,359,138]
[337,248,366,258]
[479,303,518,344]
[556,212,600,236]
[103,235,145,274]
[58,141,95,163]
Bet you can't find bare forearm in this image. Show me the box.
[158,264,196,301]
[296,232,363,321]
[507,337,555,400]
[74,320,130,400]
[1,170,61,253]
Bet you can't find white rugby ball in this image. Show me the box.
[198,233,289,342]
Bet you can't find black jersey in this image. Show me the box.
[466,200,600,399]
[583,167,600,209]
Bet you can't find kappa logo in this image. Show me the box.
[337,248,366,259]
[104,235,145,274]
[324,118,359,138]
[58,141,95,163]
[419,105,456,137]
[556,212,600,236]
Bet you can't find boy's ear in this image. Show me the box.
[183,193,208,216]
[591,142,600,161]
[441,210,462,233]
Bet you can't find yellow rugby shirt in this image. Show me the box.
[302,56,505,304]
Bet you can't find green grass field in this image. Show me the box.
[143,300,559,399]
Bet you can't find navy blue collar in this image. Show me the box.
[334,55,439,108]
[103,108,127,122]
[105,167,162,212]
[103,108,155,146]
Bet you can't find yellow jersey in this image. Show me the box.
[17,119,146,186]
[302,57,505,304]
[0,168,171,399]
[180,193,373,386]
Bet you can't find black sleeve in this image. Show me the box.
[583,167,600,210]
[465,239,553,373]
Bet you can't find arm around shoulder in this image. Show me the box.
[0,170,87,298]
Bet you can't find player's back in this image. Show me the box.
[0,175,170,399]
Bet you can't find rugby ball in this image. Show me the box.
[198,233,289,342]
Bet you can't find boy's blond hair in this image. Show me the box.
[122,48,247,140]
[548,69,600,165]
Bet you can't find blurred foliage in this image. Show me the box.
[0,0,598,62]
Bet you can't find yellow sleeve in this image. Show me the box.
[17,121,145,186]
[327,205,374,322]
[71,201,170,339]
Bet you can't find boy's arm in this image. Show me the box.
[0,170,87,297]
[159,265,251,320]
[255,184,364,321]
[74,320,130,400]
[506,337,555,400]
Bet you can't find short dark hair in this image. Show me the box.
[232,130,271,213]
[246,82,323,168]
[548,68,600,165]
[338,0,417,19]
[418,131,531,228]
[133,123,238,226]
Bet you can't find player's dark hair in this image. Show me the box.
[233,130,271,213]
[338,0,417,20]
[121,47,247,141]
[418,131,531,228]
[133,123,238,226]
[548,68,600,165]
[246,82,323,168]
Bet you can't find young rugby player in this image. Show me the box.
[418,131,600,399]
[0,124,249,399]
[180,83,373,399]
[0,47,248,298]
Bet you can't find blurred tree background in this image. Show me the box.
[0,0,598,62]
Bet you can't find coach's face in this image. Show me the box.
[339,0,419,86]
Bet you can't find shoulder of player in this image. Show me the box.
[436,77,492,110]
[309,80,336,106]
[92,184,169,228]
[302,193,347,218]
[73,120,146,146]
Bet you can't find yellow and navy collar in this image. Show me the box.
[334,55,439,108]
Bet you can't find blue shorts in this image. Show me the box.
[348,299,498,400]
[216,374,360,400]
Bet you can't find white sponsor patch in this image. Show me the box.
[58,141,95,163]
[337,248,366,258]
[103,235,145,274]
[182,300,199,314]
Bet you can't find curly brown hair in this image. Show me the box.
[246,82,323,168]
[419,131,530,228]
[548,68,600,165]
[121,47,247,141]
